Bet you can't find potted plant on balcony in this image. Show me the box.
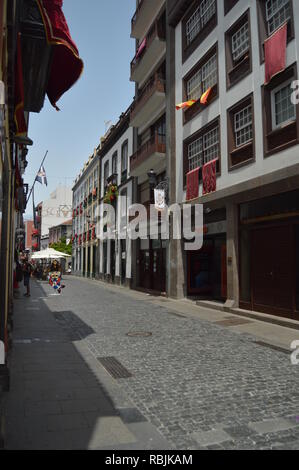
[104,182,119,204]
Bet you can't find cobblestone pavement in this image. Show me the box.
[29,277,299,449]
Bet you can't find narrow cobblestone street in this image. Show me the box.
[3,277,299,450]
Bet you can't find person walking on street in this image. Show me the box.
[23,258,33,297]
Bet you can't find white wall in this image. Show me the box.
[100,126,134,199]
[175,0,299,203]
[99,125,134,280]
[41,186,72,237]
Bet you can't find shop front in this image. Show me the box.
[187,218,227,301]
[239,190,299,320]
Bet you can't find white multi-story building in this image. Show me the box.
[129,0,167,294]
[167,0,299,321]
[40,185,72,249]
[72,150,99,277]
[99,108,134,287]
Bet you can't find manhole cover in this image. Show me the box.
[127,331,152,337]
[215,318,253,327]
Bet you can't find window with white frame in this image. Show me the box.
[200,0,216,27]
[234,105,253,147]
[186,7,201,46]
[121,190,127,218]
[266,0,290,36]
[203,126,219,163]
[186,0,216,46]
[188,125,219,170]
[232,21,249,62]
[188,137,203,170]
[112,152,117,175]
[104,161,109,183]
[187,54,217,101]
[271,80,296,129]
[121,142,128,173]
[94,168,98,187]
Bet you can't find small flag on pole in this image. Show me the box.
[36,165,48,186]
[200,87,212,105]
[176,100,196,110]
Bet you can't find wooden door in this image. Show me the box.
[110,241,115,281]
[221,244,227,300]
[152,248,166,293]
[139,251,151,290]
[252,226,294,315]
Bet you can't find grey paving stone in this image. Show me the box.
[117,407,148,424]
[3,278,299,450]
[46,413,89,432]
[192,429,233,446]
[248,418,298,435]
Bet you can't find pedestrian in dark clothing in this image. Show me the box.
[23,259,32,297]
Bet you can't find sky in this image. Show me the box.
[25,0,135,219]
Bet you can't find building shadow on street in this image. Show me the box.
[1,282,149,450]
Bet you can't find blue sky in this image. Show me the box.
[25,0,135,218]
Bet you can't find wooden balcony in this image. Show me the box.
[130,74,166,128]
[130,20,166,85]
[130,132,166,178]
[131,0,165,40]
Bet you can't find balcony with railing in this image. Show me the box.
[130,132,166,178]
[130,19,166,85]
[130,74,166,128]
[131,0,165,40]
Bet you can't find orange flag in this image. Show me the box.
[200,87,212,105]
[176,100,196,110]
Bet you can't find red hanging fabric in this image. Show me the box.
[14,33,27,136]
[135,37,147,59]
[37,0,84,110]
[202,159,217,195]
[264,22,287,85]
[186,168,200,201]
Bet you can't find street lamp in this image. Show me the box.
[147,169,157,188]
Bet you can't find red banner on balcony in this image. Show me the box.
[186,168,199,201]
[37,0,84,110]
[202,159,217,195]
[135,37,147,59]
[264,22,287,85]
[14,33,27,136]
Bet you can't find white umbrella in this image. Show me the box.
[31,248,71,260]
